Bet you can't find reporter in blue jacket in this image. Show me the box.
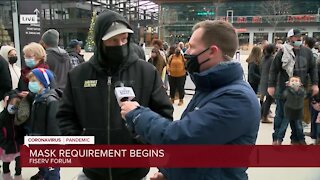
[120,20,260,180]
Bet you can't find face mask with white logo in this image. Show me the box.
[7,104,17,114]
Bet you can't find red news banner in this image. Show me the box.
[21,145,320,168]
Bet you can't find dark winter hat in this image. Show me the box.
[41,29,59,47]
[69,39,83,48]
[287,28,302,37]
[31,68,54,88]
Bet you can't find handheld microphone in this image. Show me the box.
[114,86,135,105]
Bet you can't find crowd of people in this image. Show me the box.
[247,29,320,145]
[0,7,319,180]
[0,22,85,180]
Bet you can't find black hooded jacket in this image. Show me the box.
[0,109,25,154]
[57,10,173,180]
[0,55,12,100]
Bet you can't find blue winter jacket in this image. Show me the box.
[125,60,260,180]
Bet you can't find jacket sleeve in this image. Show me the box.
[282,89,287,100]
[148,70,173,120]
[46,100,61,135]
[254,64,261,80]
[46,53,56,71]
[308,49,318,85]
[0,58,12,100]
[268,50,283,87]
[125,93,256,145]
[56,73,82,135]
[17,76,25,92]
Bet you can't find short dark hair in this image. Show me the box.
[304,37,316,49]
[192,20,238,58]
[264,44,276,58]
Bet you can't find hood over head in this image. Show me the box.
[0,45,15,62]
[92,10,134,73]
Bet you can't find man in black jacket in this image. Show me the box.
[0,55,12,111]
[57,10,173,180]
[268,28,318,145]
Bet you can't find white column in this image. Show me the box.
[268,32,273,43]
[308,31,313,37]
[249,32,254,47]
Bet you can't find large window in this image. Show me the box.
[161,3,215,25]
[253,33,268,45]
[161,3,215,43]
[238,33,249,50]
[273,33,287,43]
[0,1,13,45]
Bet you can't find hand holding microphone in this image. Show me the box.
[120,101,140,120]
[114,84,140,119]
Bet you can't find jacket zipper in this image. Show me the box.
[107,76,113,180]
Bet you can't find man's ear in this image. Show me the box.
[209,45,219,55]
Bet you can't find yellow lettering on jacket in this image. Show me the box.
[84,80,97,88]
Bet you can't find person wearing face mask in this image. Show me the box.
[0,46,21,89]
[0,94,26,180]
[26,68,61,180]
[167,47,186,105]
[19,42,49,92]
[2,42,49,114]
[120,20,260,180]
[282,76,305,141]
[268,28,318,145]
[56,9,173,180]
[148,48,166,76]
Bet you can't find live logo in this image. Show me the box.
[20,15,38,24]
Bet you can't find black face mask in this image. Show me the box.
[8,56,18,64]
[184,48,210,73]
[101,45,128,68]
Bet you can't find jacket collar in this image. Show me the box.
[191,60,244,91]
